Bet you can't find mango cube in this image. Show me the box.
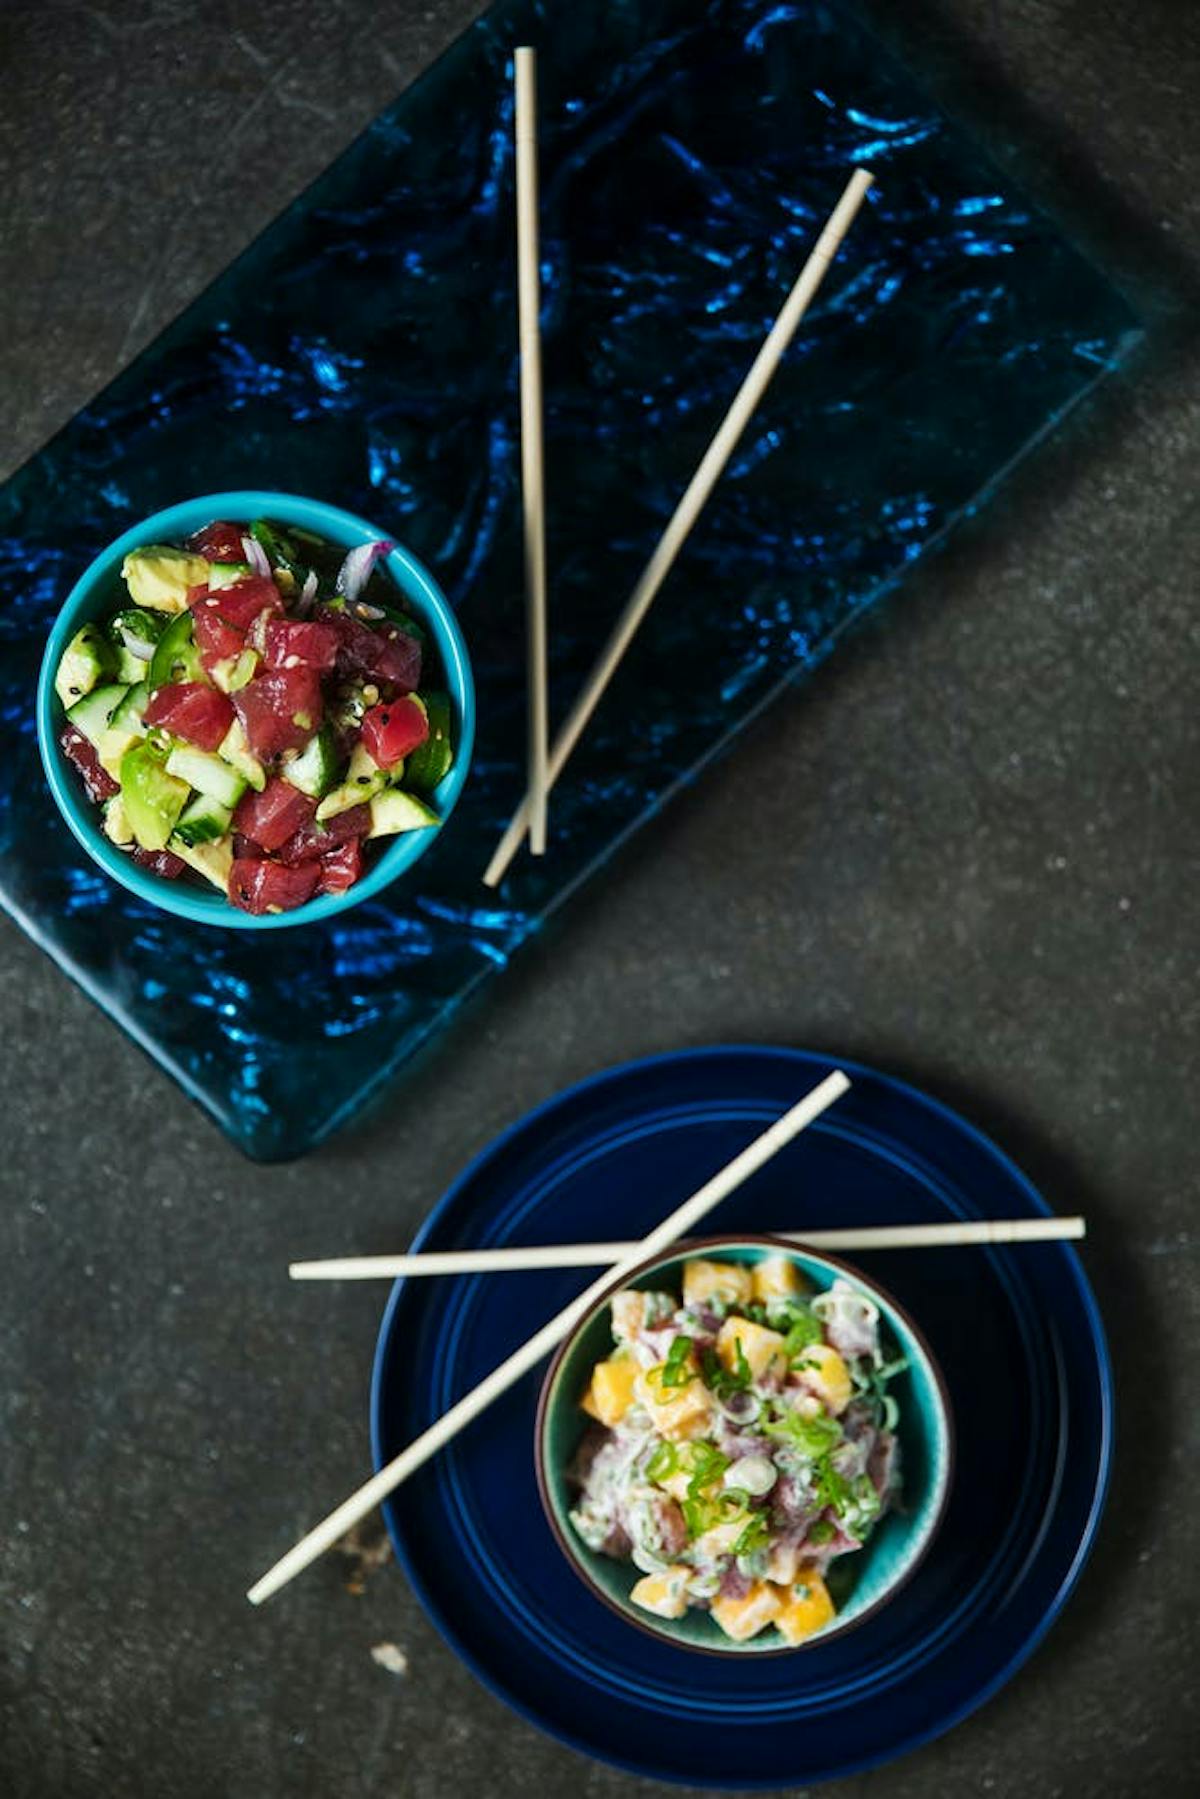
[682,1258,753,1309]
[711,1580,784,1643]
[634,1361,713,1441]
[693,1514,753,1559]
[716,1316,786,1381]
[581,1351,639,1427]
[765,1539,800,1586]
[630,1565,690,1620]
[610,1289,646,1342]
[793,1341,852,1414]
[751,1254,806,1303]
[775,1567,836,1644]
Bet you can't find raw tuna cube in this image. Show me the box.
[262,618,339,672]
[188,520,249,563]
[318,838,363,894]
[233,777,318,852]
[231,666,324,759]
[276,804,371,866]
[228,857,320,915]
[192,597,246,670]
[212,575,285,633]
[60,725,119,803]
[372,624,422,691]
[361,696,429,769]
[144,681,234,753]
[130,846,186,879]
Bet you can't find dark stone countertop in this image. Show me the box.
[1,2,1196,1795]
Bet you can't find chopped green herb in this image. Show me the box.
[782,1308,825,1364]
[660,1334,694,1389]
[808,1519,836,1545]
[764,1408,842,1457]
[646,1440,678,1483]
[685,1441,730,1499]
[699,1337,752,1400]
[733,1512,771,1557]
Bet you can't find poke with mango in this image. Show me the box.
[568,1254,906,1645]
[52,518,456,913]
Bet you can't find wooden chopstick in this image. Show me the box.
[288,1216,1085,1282]
[482,166,875,887]
[247,1070,850,1605]
[514,46,550,855]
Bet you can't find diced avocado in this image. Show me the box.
[315,742,387,821]
[168,834,234,890]
[65,682,130,748]
[110,681,150,732]
[404,690,454,792]
[97,726,146,783]
[121,545,209,613]
[102,795,134,847]
[55,623,118,708]
[110,606,166,658]
[164,745,247,810]
[211,647,259,694]
[119,742,189,851]
[207,562,253,591]
[173,792,233,847]
[367,789,440,838]
[217,719,266,793]
[281,725,343,800]
[147,610,206,690]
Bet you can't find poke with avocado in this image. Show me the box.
[51,518,456,913]
[568,1255,906,1645]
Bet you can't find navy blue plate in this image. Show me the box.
[371,1048,1112,1786]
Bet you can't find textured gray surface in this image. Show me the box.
[1,1,1197,1795]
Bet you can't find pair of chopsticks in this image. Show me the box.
[498,46,875,883]
[248,1068,1084,1605]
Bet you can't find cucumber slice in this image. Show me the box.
[207,562,253,591]
[55,623,118,708]
[169,834,233,890]
[367,789,440,838]
[174,793,234,847]
[164,745,247,810]
[65,682,130,748]
[119,742,189,851]
[281,725,344,800]
[148,611,205,690]
[315,742,387,821]
[113,644,148,684]
[110,681,150,732]
[217,719,266,793]
[404,690,454,792]
[122,545,209,613]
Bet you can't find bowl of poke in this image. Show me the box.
[536,1236,953,1655]
[36,491,474,928]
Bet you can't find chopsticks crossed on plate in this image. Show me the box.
[247,1069,851,1605]
[484,161,876,885]
[288,1216,1086,1281]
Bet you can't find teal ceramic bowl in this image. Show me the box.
[35,491,475,930]
[536,1235,953,1657]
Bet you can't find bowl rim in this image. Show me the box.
[534,1231,956,1659]
[35,489,475,930]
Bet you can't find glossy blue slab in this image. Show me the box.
[372,1048,1113,1786]
[0,1,1141,1157]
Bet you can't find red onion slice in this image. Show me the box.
[336,539,393,604]
[241,533,272,578]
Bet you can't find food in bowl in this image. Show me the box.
[51,516,456,914]
[566,1254,907,1645]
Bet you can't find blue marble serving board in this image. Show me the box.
[0,0,1140,1159]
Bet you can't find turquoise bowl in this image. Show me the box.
[536,1235,954,1656]
[35,491,475,930]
